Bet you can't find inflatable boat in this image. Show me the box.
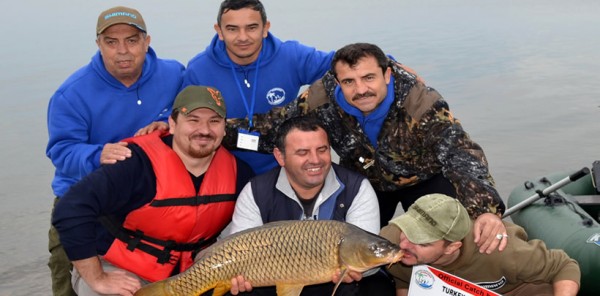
[505,163,600,295]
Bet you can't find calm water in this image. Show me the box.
[1,0,599,294]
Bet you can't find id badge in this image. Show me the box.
[237,129,260,151]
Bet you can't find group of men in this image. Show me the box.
[46,1,581,295]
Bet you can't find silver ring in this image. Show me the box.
[495,234,503,240]
[503,234,509,238]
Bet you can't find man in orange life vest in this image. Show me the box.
[52,86,254,295]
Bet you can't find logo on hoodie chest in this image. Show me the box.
[266,88,286,105]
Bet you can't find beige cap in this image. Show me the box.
[97,6,146,35]
[389,194,472,244]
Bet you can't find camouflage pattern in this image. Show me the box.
[224,60,504,218]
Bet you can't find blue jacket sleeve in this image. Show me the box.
[46,91,103,179]
[291,42,334,84]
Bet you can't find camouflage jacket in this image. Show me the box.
[225,60,505,217]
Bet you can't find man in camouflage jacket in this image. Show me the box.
[225,43,507,253]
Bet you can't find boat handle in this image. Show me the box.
[502,167,590,218]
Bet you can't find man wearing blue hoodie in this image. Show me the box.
[182,0,334,175]
[45,6,184,295]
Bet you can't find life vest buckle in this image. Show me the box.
[126,230,144,251]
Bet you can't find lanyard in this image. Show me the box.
[228,49,262,128]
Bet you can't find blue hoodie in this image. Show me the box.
[46,47,184,197]
[184,33,334,174]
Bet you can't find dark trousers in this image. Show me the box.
[377,174,457,226]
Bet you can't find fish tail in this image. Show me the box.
[134,280,170,296]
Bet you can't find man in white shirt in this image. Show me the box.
[227,116,390,296]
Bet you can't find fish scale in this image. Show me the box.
[135,220,403,296]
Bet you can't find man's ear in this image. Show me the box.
[262,20,271,38]
[444,241,463,255]
[214,24,224,40]
[384,66,392,84]
[273,147,285,167]
[168,116,176,134]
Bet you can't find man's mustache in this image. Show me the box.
[352,92,376,101]
[190,134,214,140]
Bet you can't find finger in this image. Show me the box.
[101,153,125,164]
[134,128,147,137]
[101,159,117,165]
[107,145,132,160]
[230,277,239,295]
[499,235,508,251]
[119,281,140,296]
[236,275,247,293]
[481,235,500,254]
[115,147,132,158]
[497,227,509,252]
[480,224,505,253]
[331,268,342,283]
[349,271,363,281]
[112,144,131,153]
[472,220,482,243]
[244,280,253,292]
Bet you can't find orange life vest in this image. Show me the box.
[103,131,237,282]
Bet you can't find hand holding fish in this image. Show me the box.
[332,269,363,284]
[230,275,253,295]
[89,270,142,296]
[72,257,142,296]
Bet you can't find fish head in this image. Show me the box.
[338,226,404,272]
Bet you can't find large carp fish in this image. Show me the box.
[135,220,403,296]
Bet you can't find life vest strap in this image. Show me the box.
[99,216,218,263]
[149,193,236,207]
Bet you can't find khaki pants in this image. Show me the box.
[48,198,77,296]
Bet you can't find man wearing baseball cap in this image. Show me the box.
[380,194,580,296]
[52,85,254,295]
[46,6,184,295]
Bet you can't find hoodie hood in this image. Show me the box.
[91,46,158,90]
[334,76,396,148]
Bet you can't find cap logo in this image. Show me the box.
[206,87,223,106]
[181,107,188,113]
[104,11,138,21]
[413,205,438,227]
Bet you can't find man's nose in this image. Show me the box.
[355,79,369,94]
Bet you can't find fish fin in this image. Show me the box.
[276,284,305,296]
[212,283,232,296]
[134,281,168,296]
[331,268,349,296]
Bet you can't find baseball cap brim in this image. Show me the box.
[391,213,441,245]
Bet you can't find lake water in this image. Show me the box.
[1,0,598,294]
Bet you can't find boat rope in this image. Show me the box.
[542,192,595,227]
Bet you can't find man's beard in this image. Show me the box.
[188,134,216,158]
[188,145,214,158]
